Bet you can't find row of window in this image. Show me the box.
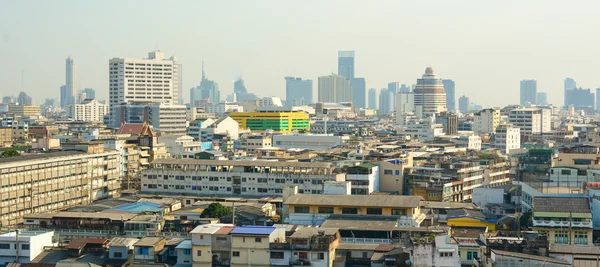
[0,243,29,250]
[294,206,407,216]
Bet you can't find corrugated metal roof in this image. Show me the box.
[285,194,422,208]
[109,202,163,214]
[230,226,275,235]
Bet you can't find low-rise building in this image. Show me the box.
[495,124,520,154]
[230,110,310,133]
[0,231,55,265]
[230,226,285,267]
[133,237,166,262]
[107,237,138,263]
[272,134,343,150]
[532,195,593,246]
[346,163,380,195]
[407,234,460,267]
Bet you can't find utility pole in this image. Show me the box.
[15,229,19,263]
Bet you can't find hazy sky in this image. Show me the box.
[2,0,600,107]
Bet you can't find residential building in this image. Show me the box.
[230,226,286,267]
[70,99,109,122]
[112,102,187,136]
[133,237,166,262]
[0,231,55,265]
[368,88,377,110]
[272,134,342,150]
[107,237,138,262]
[458,95,469,113]
[351,77,366,109]
[337,50,354,80]
[508,107,551,134]
[443,79,456,111]
[396,92,415,125]
[346,163,380,195]
[489,250,570,267]
[520,79,537,105]
[205,102,244,114]
[175,240,192,265]
[0,143,121,226]
[407,234,460,267]
[240,134,272,154]
[65,57,76,108]
[495,124,520,154]
[318,74,352,103]
[230,110,309,133]
[414,67,446,117]
[109,50,181,125]
[0,127,11,147]
[187,117,239,142]
[473,108,500,134]
[285,76,313,106]
[378,88,393,115]
[285,194,424,226]
[436,111,458,135]
[8,105,40,118]
[141,159,344,196]
[278,227,340,267]
[376,157,412,195]
[532,196,593,246]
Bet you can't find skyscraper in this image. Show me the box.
[60,85,68,108]
[520,80,537,106]
[351,78,366,109]
[285,77,313,106]
[338,51,355,80]
[318,74,352,103]
[233,78,257,103]
[388,82,399,109]
[459,95,470,113]
[414,67,446,117]
[368,88,377,110]
[567,88,594,109]
[564,78,577,108]
[2,96,15,104]
[536,92,548,105]
[82,88,96,99]
[190,63,220,106]
[442,79,456,111]
[596,88,600,113]
[378,89,393,115]
[399,84,411,93]
[108,50,181,125]
[396,92,415,125]
[65,57,76,107]
[17,92,32,106]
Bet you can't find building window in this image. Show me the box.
[21,244,29,250]
[574,232,588,245]
[366,208,382,215]
[271,251,284,259]
[114,252,123,258]
[466,251,478,260]
[294,206,310,213]
[137,247,149,255]
[561,169,572,175]
[555,232,569,244]
[197,250,202,256]
[184,249,191,255]
[391,209,407,216]
[439,252,453,257]
[317,252,325,260]
[384,169,393,175]
[233,251,240,257]
[341,208,358,214]
[255,237,262,243]
[318,207,334,214]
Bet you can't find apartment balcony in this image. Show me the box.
[341,238,392,244]
[533,219,593,228]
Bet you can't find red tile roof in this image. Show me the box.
[215,226,235,235]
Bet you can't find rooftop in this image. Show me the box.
[25,212,137,221]
[420,201,480,210]
[107,237,139,247]
[175,240,192,250]
[152,158,334,169]
[65,238,108,250]
[533,196,591,213]
[134,237,165,247]
[0,151,85,165]
[285,194,422,208]
[321,215,399,231]
[230,226,276,235]
[290,227,339,239]
[492,249,570,265]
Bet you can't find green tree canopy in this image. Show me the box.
[0,150,20,158]
[201,203,233,218]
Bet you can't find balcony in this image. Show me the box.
[341,237,392,244]
[533,219,593,228]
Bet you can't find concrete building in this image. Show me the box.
[109,51,181,125]
[368,88,377,110]
[190,63,220,106]
[240,134,272,153]
[112,102,187,136]
[230,110,309,133]
[458,95,469,113]
[141,159,344,196]
[230,226,285,267]
[508,107,551,134]
[8,105,40,117]
[206,102,244,114]
[435,111,458,135]
[376,157,413,195]
[107,237,138,261]
[414,67,446,117]
[378,88,394,115]
[17,92,32,106]
[187,116,239,141]
[407,234,460,267]
[272,134,343,150]
[285,76,313,106]
[0,144,121,226]
[351,77,366,109]
[597,88,600,113]
[495,124,520,154]
[65,57,76,108]
[346,163,380,195]
[318,74,352,103]
[337,51,354,80]
[532,196,593,246]
[489,250,570,267]
[396,92,415,125]
[473,108,500,134]
[443,79,456,111]
[520,79,537,105]
[70,99,109,122]
[566,87,595,110]
[0,231,55,265]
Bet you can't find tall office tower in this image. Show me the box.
[399,84,411,93]
[234,78,247,94]
[2,96,15,104]
[388,82,399,108]
[65,57,76,107]
[285,76,313,106]
[191,63,221,106]
[564,78,576,107]
[338,51,355,80]
[520,80,537,106]
[368,88,377,110]
[396,92,415,125]
[17,92,32,106]
[351,78,366,109]
[596,88,600,113]
[108,50,180,125]
[413,67,446,117]
[233,78,257,103]
[568,88,595,109]
[60,85,68,108]
[378,89,393,115]
[318,74,352,103]
[442,79,456,111]
[459,95,470,113]
[82,88,96,99]
[537,92,548,105]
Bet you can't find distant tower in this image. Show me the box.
[459,95,470,113]
[285,77,313,106]
[520,80,537,106]
[414,67,446,117]
[338,51,355,80]
[368,88,377,110]
[318,74,352,103]
[442,79,456,111]
[536,92,548,105]
[351,78,366,109]
[564,78,576,108]
[65,57,76,107]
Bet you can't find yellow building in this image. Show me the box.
[8,105,41,117]
[230,226,285,267]
[229,111,310,133]
[446,208,497,231]
[285,194,425,226]
[532,196,593,246]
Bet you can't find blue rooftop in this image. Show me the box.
[109,202,163,214]
[230,226,276,235]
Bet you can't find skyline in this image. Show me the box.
[2,1,600,106]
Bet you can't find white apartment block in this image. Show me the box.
[473,108,500,134]
[0,231,55,265]
[396,92,415,125]
[109,51,181,124]
[495,124,520,154]
[272,134,343,150]
[113,102,187,136]
[187,117,239,141]
[141,159,345,196]
[206,103,244,114]
[70,99,109,122]
[508,107,551,135]
[0,144,121,227]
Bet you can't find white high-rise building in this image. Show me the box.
[396,93,415,125]
[414,67,446,117]
[495,124,520,154]
[318,74,352,103]
[473,108,500,134]
[65,57,76,107]
[109,51,181,125]
[508,107,551,135]
[70,99,109,122]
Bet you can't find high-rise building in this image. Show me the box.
[338,51,354,80]
[82,88,96,99]
[442,79,456,111]
[396,92,415,125]
[508,107,551,134]
[495,124,520,154]
[566,88,594,110]
[70,99,109,122]
[458,95,469,113]
[60,85,68,108]
[318,74,352,103]
[378,89,393,115]
[17,92,32,106]
[285,77,313,106]
[436,111,458,135]
[351,78,366,109]
[65,57,76,108]
[520,80,537,106]
[597,88,600,113]
[388,82,399,108]
[536,92,548,105]
[414,67,446,117]
[233,78,257,103]
[112,102,187,135]
[564,78,577,108]
[2,96,15,104]
[191,63,221,106]
[399,84,411,93]
[473,108,500,134]
[109,51,181,125]
[368,88,377,110]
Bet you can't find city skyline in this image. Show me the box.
[2,1,600,107]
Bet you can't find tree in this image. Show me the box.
[0,150,19,158]
[520,210,532,230]
[201,203,233,218]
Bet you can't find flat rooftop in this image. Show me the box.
[285,194,422,208]
[152,158,334,169]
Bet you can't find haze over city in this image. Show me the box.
[2,0,600,106]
